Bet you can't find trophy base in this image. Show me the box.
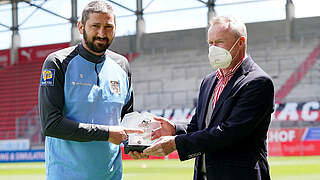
[124,145,149,154]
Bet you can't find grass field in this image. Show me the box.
[0,156,320,180]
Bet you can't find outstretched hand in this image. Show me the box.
[108,126,143,145]
[128,151,149,159]
[151,116,176,140]
[143,136,176,157]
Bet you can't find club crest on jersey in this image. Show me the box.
[40,69,55,86]
[110,80,120,94]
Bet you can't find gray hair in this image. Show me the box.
[209,16,247,40]
[81,1,114,25]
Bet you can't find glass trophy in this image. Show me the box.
[121,112,161,154]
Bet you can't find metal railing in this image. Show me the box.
[15,105,43,147]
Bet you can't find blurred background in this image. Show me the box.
[0,0,320,179]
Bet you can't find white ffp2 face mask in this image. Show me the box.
[208,38,240,69]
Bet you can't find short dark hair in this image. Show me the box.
[81,1,114,25]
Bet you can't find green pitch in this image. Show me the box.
[0,156,320,180]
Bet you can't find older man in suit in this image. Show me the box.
[130,16,274,180]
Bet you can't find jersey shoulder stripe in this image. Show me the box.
[105,50,131,76]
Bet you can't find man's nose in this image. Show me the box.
[97,27,107,37]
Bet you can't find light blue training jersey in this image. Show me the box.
[39,44,133,180]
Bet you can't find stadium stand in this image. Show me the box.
[131,49,209,110]
[130,35,320,111]
[280,43,320,102]
[251,40,320,101]
[0,60,42,139]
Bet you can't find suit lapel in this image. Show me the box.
[208,57,253,126]
[199,73,217,129]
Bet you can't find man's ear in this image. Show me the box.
[240,36,246,47]
[78,21,84,35]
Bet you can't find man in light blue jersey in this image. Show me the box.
[38,1,142,179]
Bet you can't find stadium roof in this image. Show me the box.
[0,0,303,51]
[0,0,31,5]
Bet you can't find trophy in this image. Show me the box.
[121,112,161,154]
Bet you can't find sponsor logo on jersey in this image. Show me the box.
[110,80,120,94]
[71,81,92,86]
[40,69,55,86]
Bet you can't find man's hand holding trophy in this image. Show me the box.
[121,112,161,154]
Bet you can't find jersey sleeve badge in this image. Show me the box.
[40,69,55,86]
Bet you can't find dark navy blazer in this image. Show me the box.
[175,56,274,180]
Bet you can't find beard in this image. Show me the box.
[83,29,113,54]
